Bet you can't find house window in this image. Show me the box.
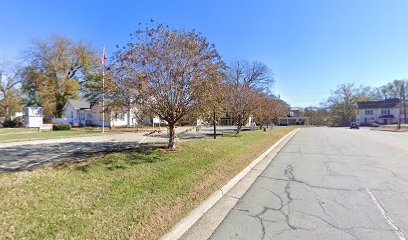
[365,110,373,115]
[71,111,74,118]
[381,109,390,115]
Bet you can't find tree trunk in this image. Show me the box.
[4,97,10,121]
[55,93,65,118]
[236,115,242,134]
[236,123,242,134]
[168,123,176,149]
[213,110,216,139]
[127,109,131,127]
[398,99,402,130]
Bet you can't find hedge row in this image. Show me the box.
[52,124,71,131]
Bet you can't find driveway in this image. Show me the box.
[210,127,408,240]
[0,126,241,172]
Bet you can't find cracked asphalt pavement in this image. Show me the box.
[210,127,408,240]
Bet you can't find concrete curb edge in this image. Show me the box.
[160,128,300,240]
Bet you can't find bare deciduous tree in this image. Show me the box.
[325,83,362,127]
[120,22,224,148]
[0,61,22,120]
[225,60,273,133]
[252,92,289,128]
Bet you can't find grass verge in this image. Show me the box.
[373,124,408,132]
[0,126,297,239]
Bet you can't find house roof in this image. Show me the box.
[357,98,400,109]
[67,98,91,110]
[378,114,395,119]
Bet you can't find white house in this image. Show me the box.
[278,108,310,126]
[23,105,43,127]
[218,112,253,126]
[356,98,401,125]
[53,98,145,127]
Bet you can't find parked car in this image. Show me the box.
[350,122,359,129]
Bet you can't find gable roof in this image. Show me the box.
[378,114,395,119]
[66,98,91,110]
[357,98,400,109]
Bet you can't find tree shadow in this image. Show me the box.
[0,141,168,173]
[64,143,170,172]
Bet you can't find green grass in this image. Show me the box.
[374,124,408,132]
[0,129,107,142]
[0,126,297,239]
[0,128,38,134]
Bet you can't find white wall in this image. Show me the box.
[23,107,43,128]
[24,116,43,127]
[61,101,145,127]
[52,118,68,124]
[356,107,399,125]
[87,111,138,127]
[64,104,79,125]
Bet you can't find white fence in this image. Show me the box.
[52,118,68,124]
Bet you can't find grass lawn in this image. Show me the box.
[0,126,297,239]
[374,124,408,132]
[0,128,108,142]
[0,128,38,134]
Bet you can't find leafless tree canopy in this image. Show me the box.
[0,60,22,120]
[119,22,224,148]
[225,60,274,132]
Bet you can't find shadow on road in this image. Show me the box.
[0,141,164,173]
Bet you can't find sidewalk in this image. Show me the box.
[0,126,197,148]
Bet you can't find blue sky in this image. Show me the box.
[1,0,408,107]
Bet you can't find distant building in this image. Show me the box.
[23,105,43,127]
[278,108,310,126]
[356,98,406,125]
[218,112,252,127]
[52,98,151,127]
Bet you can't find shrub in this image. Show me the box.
[1,119,23,128]
[53,124,71,131]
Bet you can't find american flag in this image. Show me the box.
[101,47,107,66]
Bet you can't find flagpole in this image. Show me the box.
[102,45,105,133]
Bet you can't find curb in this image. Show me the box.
[160,128,300,240]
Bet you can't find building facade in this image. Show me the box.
[356,98,407,125]
[23,105,43,127]
[52,98,145,127]
[278,108,310,126]
[218,112,253,127]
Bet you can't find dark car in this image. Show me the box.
[350,122,359,129]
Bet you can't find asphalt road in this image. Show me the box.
[210,127,408,240]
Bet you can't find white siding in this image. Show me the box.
[23,107,43,127]
[357,107,399,125]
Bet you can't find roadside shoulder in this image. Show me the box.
[160,128,300,240]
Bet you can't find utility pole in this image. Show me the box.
[213,110,216,139]
[398,88,402,130]
[403,82,407,124]
[101,46,107,133]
